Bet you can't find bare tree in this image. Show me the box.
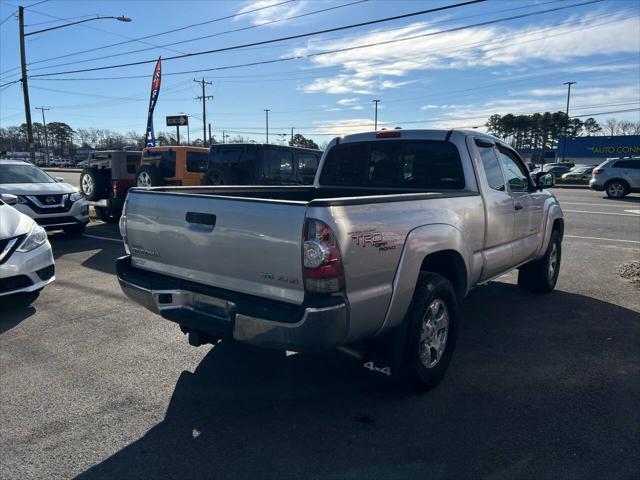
[603,118,618,136]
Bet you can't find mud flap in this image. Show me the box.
[362,322,411,378]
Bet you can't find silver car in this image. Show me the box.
[0,194,55,302]
[0,160,89,236]
[589,158,640,198]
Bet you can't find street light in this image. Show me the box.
[18,6,132,163]
[561,81,576,163]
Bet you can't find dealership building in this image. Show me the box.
[519,135,640,166]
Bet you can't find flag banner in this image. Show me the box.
[145,57,162,147]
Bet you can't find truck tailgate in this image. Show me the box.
[125,191,307,304]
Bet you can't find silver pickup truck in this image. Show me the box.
[116,129,563,390]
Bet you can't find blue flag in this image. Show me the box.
[145,57,162,147]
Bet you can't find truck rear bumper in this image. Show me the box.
[116,256,348,351]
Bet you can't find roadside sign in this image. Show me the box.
[166,115,188,126]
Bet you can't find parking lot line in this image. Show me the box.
[565,235,640,244]
[563,209,640,217]
[560,202,637,208]
[82,234,123,243]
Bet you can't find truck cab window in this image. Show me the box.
[497,148,529,192]
[478,145,505,191]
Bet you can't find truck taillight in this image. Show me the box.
[119,200,130,254]
[593,168,604,175]
[303,218,344,293]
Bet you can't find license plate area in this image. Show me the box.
[152,290,236,322]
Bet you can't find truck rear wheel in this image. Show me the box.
[401,272,458,391]
[518,230,561,293]
[80,168,105,201]
[136,165,164,187]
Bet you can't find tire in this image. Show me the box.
[63,223,86,238]
[136,165,164,187]
[518,230,561,293]
[605,180,629,199]
[202,167,236,186]
[95,207,120,223]
[400,272,459,391]
[80,168,105,201]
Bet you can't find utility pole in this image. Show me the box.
[373,99,381,131]
[208,123,212,145]
[290,127,294,144]
[19,6,35,164]
[264,109,270,144]
[561,81,576,163]
[194,78,213,146]
[36,107,50,165]
[222,130,226,144]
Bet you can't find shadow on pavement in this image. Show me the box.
[76,282,640,480]
[49,222,123,276]
[0,296,36,334]
[601,195,640,204]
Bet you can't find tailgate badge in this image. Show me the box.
[131,245,161,257]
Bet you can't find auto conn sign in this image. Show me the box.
[558,135,640,158]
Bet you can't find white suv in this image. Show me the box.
[0,160,89,236]
[590,158,640,198]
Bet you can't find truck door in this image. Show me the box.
[473,139,515,280]
[496,146,544,265]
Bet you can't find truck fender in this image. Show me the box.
[536,201,564,259]
[376,223,473,335]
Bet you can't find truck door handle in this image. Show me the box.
[514,203,524,211]
[186,212,216,227]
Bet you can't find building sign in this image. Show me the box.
[558,135,640,158]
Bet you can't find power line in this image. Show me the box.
[27,1,366,71]
[28,0,489,77]
[28,0,606,80]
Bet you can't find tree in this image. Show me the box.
[289,133,319,149]
[582,117,601,136]
[603,118,618,136]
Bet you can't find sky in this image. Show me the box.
[0,0,639,145]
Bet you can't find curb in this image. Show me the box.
[44,168,82,173]
[550,184,590,189]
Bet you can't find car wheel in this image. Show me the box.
[80,168,105,201]
[400,272,458,391]
[518,230,561,293]
[202,167,236,186]
[95,207,120,223]
[63,223,86,238]
[605,180,629,198]
[136,165,164,187]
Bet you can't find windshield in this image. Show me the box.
[0,164,55,184]
[319,140,465,189]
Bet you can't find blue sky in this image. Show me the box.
[0,0,638,145]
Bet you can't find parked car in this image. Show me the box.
[201,144,322,185]
[79,150,141,223]
[116,129,563,391]
[560,165,594,184]
[589,158,640,198]
[530,163,573,183]
[0,193,55,303]
[0,160,89,237]
[135,146,209,187]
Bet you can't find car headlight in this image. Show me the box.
[17,224,48,252]
[69,191,83,202]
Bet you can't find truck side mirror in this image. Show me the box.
[536,172,554,189]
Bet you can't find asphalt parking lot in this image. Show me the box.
[1,188,639,480]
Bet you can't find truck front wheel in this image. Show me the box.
[401,272,458,391]
[517,230,561,293]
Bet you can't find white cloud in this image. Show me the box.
[312,118,383,135]
[337,97,358,106]
[237,0,306,25]
[293,12,640,95]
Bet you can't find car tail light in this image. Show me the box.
[593,168,604,175]
[303,218,344,293]
[376,130,401,138]
[119,200,130,254]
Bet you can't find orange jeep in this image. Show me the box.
[135,146,209,187]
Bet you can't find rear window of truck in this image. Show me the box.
[319,140,465,189]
